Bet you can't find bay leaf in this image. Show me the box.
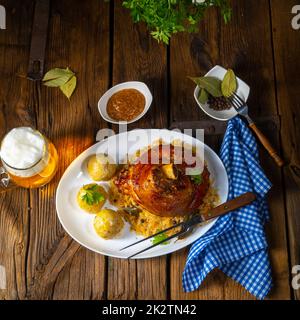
[60,75,77,99]
[189,76,222,97]
[221,69,237,97]
[43,68,74,87]
[43,76,73,87]
[43,67,74,81]
[198,88,209,104]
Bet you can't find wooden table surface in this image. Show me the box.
[0,0,299,300]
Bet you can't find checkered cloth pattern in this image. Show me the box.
[182,116,273,299]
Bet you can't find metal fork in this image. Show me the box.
[120,192,256,259]
[228,92,284,167]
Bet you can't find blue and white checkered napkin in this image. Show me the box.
[182,116,273,299]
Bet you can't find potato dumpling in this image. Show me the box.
[87,154,117,181]
[77,183,107,214]
[93,209,124,239]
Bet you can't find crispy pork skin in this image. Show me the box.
[114,145,210,217]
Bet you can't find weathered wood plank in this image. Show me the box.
[107,1,168,300]
[0,0,35,300]
[270,0,300,300]
[169,0,290,300]
[26,0,110,299]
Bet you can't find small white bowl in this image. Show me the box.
[98,81,153,124]
[194,65,250,121]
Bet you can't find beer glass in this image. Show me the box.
[0,127,58,189]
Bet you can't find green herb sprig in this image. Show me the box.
[80,184,105,206]
[122,0,232,44]
[191,174,203,184]
[188,168,203,185]
[152,231,170,245]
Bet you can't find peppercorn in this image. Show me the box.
[208,96,231,111]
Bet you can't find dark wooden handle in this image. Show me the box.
[249,123,284,167]
[201,192,256,221]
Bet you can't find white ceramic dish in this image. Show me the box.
[194,65,250,121]
[98,81,153,124]
[56,129,228,259]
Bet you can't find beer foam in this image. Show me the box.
[0,127,45,169]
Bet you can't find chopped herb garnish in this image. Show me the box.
[80,184,104,206]
[188,168,203,185]
[152,231,170,245]
[191,174,202,185]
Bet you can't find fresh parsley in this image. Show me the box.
[80,184,105,206]
[191,174,202,184]
[188,167,203,184]
[152,231,170,245]
[122,0,232,44]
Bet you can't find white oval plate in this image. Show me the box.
[56,129,228,259]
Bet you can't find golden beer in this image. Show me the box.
[0,127,58,188]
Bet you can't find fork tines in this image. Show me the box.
[228,92,245,111]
